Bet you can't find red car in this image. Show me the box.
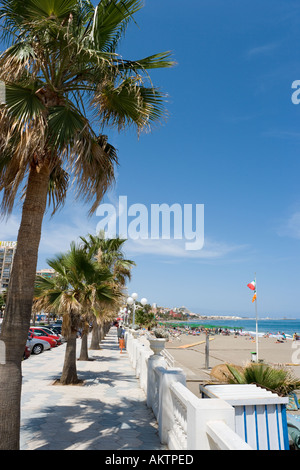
[29,329,57,348]
[23,344,31,360]
[29,327,62,345]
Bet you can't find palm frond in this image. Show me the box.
[0,42,37,81]
[71,132,118,215]
[93,77,168,132]
[117,51,175,72]
[47,163,69,215]
[47,105,87,149]
[90,0,143,52]
[0,104,48,214]
[5,82,46,123]
[19,0,78,21]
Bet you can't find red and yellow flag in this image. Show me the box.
[247,279,257,302]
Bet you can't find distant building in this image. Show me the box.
[36,269,56,279]
[0,241,17,292]
[169,309,183,319]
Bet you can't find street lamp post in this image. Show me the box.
[123,308,129,326]
[127,293,147,327]
[205,329,209,369]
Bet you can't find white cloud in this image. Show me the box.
[247,42,279,57]
[125,237,248,260]
[0,210,96,263]
[0,209,249,265]
[263,130,300,140]
[278,211,300,239]
[0,214,20,241]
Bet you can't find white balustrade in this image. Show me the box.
[125,329,253,451]
[162,348,175,368]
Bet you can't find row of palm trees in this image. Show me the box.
[0,0,174,449]
[34,232,135,385]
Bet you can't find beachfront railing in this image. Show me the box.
[162,348,175,368]
[124,329,253,451]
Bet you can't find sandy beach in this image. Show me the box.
[165,330,300,398]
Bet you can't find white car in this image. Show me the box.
[27,336,51,355]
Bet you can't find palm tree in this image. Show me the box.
[80,231,135,348]
[0,0,174,449]
[81,231,136,283]
[34,242,120,384]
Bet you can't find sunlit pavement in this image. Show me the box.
[20,328,165,450]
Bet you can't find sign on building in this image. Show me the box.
[0,241,17,248]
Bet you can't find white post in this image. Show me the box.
[156,367,186,444]
[255,273,258,362]
[146,354,167,413]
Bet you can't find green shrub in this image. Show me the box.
[226,363,300,396]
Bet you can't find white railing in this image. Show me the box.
[206,420,252,450]
[124,329,253,451]
[162,348,175,368]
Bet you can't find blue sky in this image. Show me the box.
[2,0,300,318]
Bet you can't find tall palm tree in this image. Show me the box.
[0,0,174,449]
[80,231,136,285]
[80,231,135,347]
[34,242,120,384]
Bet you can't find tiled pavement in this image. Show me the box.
[20,328,166,450]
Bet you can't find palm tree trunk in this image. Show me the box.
[0,163,50,450]
[105,322,109,335]
[78,332,89,361]
[99,321,105,342]
[90,319,101,349]
[60,331,80,384]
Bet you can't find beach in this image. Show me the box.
[165,330,300,398]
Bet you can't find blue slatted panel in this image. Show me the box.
[201,384,290,450]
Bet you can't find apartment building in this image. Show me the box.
[0,241,17,292]
[36,268,56,279]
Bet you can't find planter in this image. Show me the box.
[148,337,166,355]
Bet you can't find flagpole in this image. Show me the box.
[255,273,258,362]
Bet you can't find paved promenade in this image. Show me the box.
[20,328,165,450]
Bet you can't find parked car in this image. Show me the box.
[23,343,31,360]
[48,324,66,341]
[27,336,51,355]
[29,327,61,345]
[38,326,63,345]
[49,324,62,335]
[28,330,57,348]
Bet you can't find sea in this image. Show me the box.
[174,318,300,339]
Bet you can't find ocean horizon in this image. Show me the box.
[169,317,300,338]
